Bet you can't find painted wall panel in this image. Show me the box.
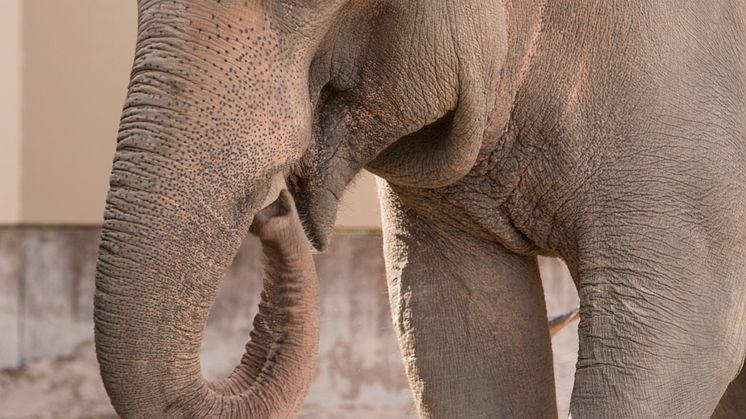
[17,1,382,228]
[21,0,136,224]
[0,0,22,224]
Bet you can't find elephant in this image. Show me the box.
[93,0,746,418]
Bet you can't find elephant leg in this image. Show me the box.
[568,220,746,418]
[379,183,557,419]
[713,357,746,418]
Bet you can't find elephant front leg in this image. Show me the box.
[379,184,557,419]
[569,217,746,418]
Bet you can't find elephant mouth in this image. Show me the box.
[285,170,335,252]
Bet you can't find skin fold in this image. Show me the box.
[94,0,745,418]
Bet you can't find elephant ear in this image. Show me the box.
[366,75,487,189]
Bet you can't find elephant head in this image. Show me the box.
[94,0,508,417]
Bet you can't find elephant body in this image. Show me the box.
[95,1,746,418]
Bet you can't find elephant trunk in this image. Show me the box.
[208,190,320,415]
[94,2,317,417]
[95,191,319,419]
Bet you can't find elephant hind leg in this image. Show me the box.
[712,357,746,418]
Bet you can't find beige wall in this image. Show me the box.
[0,0,22,224]
[21,1,136,224]
[1,1,380,228]
[333,172,381,230]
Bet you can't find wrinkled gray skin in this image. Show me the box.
[94,0,746,418]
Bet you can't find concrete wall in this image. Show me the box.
[0,232,21,368]
[0,0,381,228]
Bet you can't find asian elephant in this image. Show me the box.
[93,0,746,418]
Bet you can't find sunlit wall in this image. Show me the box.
[1,0,381,228]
